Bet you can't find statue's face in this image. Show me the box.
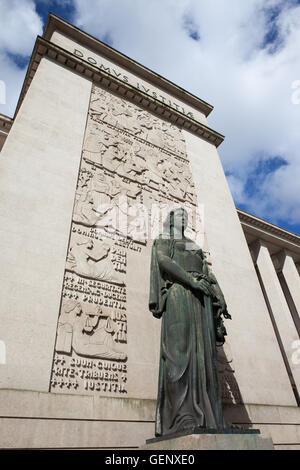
[173,209,188,232]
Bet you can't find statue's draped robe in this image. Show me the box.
[149,236,225,436]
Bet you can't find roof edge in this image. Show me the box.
[43,12,214,118]
[237,208,300,246]
[13,36,224,147]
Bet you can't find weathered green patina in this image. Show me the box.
[149,208,231,437]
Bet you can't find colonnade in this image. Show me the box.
[250,240,300,404]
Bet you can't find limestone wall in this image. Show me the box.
[0,57,92,391]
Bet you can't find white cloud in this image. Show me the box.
[71,0,300,227]
[0,0,42,116]
[0,52,26,117]
[0,0,42,55]
[1,0,299,229]
[225,174,247,205]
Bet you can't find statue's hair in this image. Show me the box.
[163,207,188,237]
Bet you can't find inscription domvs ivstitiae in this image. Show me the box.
[74,48,196,121]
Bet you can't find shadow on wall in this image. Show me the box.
[217,342,252,429]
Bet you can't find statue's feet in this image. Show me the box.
[177,418,196,433]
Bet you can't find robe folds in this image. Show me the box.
[149,236,225,436]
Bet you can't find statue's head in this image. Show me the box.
[164,207,188,238]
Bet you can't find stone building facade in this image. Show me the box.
[0,13,299,449]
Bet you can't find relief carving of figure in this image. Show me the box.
[112,99,140,134]
[171,160,195,202]
[74,171,121,228]
[144,149,164,190]
[139,113,162,147]
[116,143,147,182]
[56,301,126,360]
[91,90,140,135]
[74,170,141,231]
[84,129,120,168]
[158,158,184,200]
[127,203,148,242]
[101,145,126,174]
[161,122,186,155]
[66,239,124,284]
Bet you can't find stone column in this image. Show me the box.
[252,241,300,396]
[277,251,300,318]
[184,131,297,407]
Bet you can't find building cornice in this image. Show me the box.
[0,114,13,150]
[237,208,300,255]
[43,13,214,118]
[0,114,13,132]
[14,36,225,148]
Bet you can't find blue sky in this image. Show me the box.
[0,0,300,235]
[35,0,75,25]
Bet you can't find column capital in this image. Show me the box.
[249,239,268,264]
[272,249,296,273]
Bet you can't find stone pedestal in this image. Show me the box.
[141,429,274,450]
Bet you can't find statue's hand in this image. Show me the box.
[222,308,232,320]
[191,278,212,296]
[213,300,231,320]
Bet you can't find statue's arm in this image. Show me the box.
[156,244,193,288]
[155,239,201,289]
[206,265,231,319]
[154,239,212,295]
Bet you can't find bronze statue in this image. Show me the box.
[149,208,231,437]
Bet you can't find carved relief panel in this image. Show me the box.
[50,84,203,397]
